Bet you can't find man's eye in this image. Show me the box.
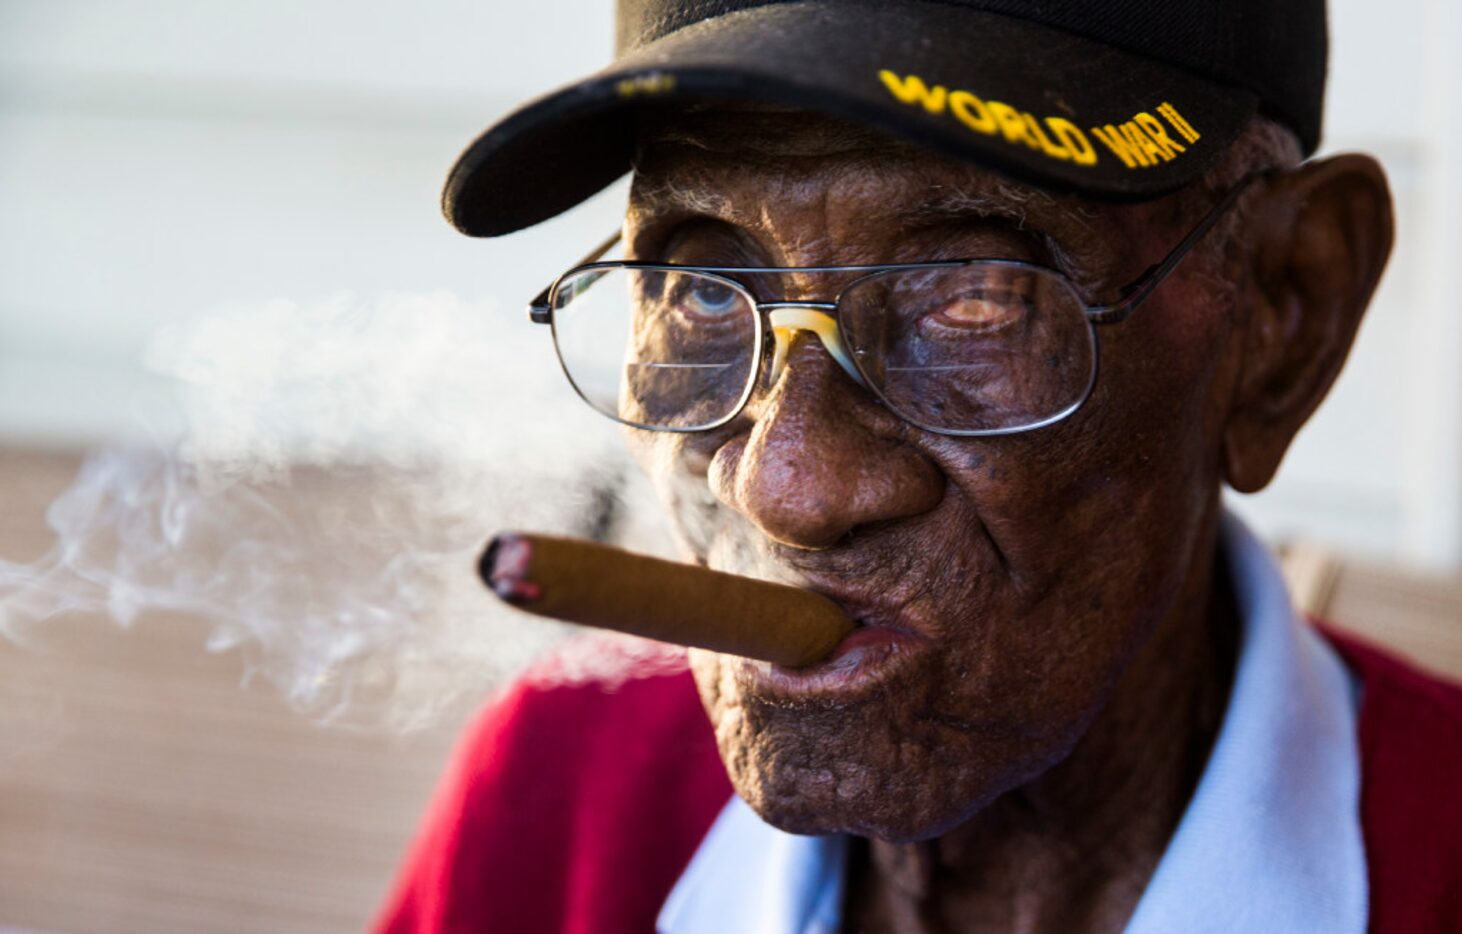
[932,294,1024,331]
[675,279,744,319]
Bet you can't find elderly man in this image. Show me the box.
[378,1,1462,931]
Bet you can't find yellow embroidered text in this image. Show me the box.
[879,70,1098,166]
[878,71,1205,173]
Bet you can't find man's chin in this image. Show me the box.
[699,695,1000,842]
[734,765,989,843]
[690,646,1053,843]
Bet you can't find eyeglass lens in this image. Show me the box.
[837,265,1095,433]
[550,264,1096,434]
[553,268,760,431]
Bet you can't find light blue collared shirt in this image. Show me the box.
[658,513,1367,933]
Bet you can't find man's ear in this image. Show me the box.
[1222,154,1395,493]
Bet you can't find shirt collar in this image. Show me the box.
[658,511,1366,934]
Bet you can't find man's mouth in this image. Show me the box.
[734,598,933,700]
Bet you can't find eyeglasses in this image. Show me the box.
[527,175,1258,436]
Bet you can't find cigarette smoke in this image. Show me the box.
[0,290,687,730]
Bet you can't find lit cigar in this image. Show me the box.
[480,532,855,668]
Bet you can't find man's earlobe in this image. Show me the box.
[1222,154,1395,493]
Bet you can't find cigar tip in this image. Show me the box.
[480,533,543,606]
[478,534,507,578]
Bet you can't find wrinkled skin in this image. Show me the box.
[620,108,1392,931]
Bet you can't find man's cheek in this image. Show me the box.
[627,434,719,559]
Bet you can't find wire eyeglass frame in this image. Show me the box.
[525,173,1262,437]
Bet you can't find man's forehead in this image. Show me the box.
[626,102,1124,282]
[631,103,1084,225]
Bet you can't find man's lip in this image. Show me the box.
[737,622,927,700]
[712,581,935,700]
[701,563,935,670]
[798,580,933,642]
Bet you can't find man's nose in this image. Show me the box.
[708,334,944,549]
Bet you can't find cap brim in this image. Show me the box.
[446,0,1258,237]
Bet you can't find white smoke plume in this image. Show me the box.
[0,290,686,730]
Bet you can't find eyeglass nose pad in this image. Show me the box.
[766,307,867,389]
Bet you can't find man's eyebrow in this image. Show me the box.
[903,186,1108,289]
[627,172,745,227]
[630,176,1052,232]
[903,183,1068,230]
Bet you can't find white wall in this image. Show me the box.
[0,0,619,441]
[1226,0,1462,569]
[1,0,1458,568]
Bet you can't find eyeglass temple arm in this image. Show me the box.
[527,230,625,323]
[1086,173,1266,325]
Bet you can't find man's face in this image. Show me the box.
[622,108,1249,841]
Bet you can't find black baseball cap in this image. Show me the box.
[446,0,1326,237]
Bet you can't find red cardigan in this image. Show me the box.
[376,631,1462,933]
